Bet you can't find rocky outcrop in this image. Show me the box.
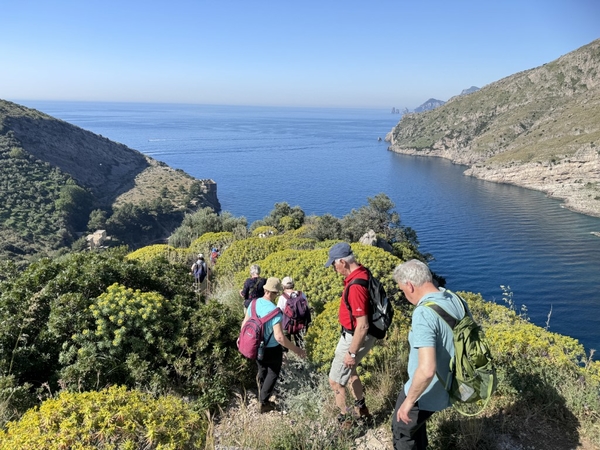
[359,229,394,253]
[193,178,221,212]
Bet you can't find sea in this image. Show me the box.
[17,100,600,354]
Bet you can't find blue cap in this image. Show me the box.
[325,242,353,267]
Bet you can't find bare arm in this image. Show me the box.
[239,312,249,331]
[273,322,306,358]
[397,346,436,424]
[343,314,369,368]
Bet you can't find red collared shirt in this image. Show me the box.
[338,265,369,330]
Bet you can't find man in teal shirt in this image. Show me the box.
[391,260,465,450]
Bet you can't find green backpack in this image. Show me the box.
[424,291,497,416]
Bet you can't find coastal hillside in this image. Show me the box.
[0,99,220,261]
[387,38,600,217]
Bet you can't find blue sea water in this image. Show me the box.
[19,100,600,353]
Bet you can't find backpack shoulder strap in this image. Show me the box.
[423,302,458,330]
[422,289,468,329]
[343,277,369,332]
[260,305,281,324]
[259,305,281,344]
[250,299,258,318]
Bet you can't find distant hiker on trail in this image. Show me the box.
[391,259,465,450]
[191,254,207,285]
[240,264,267,311]
[239,277,306,413]
[325,242,376,429]
[210,247,220,265]
[277,276,312,348]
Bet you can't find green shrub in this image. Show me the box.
[168,208,246,248]
[459,291,595,381]
[105,201,183,249]
[458,291,600,444]
[59,283,177,390]
[340,193,416,248]
[189,231,235,259]
[126,244,188,264]
[250,202,305,232]
[0,386,207,450]
[0,247,246,411]
[304,299,341,373]
[215,235,286,279]
[175,299,253,409]
[59,289,246,410]
[0,375,35,429]
[285,224,317,239]
[306,213,343,241]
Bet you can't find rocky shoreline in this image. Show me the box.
[387,145,600,219]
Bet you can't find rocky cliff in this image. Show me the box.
[387,39,600,217]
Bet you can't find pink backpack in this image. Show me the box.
[237,300,280,359]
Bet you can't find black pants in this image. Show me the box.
[391,390,435,450]
[257,345,283,404]
[282,331,303,351]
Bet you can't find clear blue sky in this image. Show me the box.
[2,0,599,109]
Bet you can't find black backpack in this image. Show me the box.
[343,268,394,339]
[192,260,206,282]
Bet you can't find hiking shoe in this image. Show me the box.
[258,401,277,414]
[353,405,372,419]
[337,413,354,430]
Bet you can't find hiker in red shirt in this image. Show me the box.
[325,242,376,428]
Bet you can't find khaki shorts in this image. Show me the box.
[328,332,376,386]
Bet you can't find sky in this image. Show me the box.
[2,0,599,109]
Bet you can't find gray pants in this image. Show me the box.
[391,390,435,450]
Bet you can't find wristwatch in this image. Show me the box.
[348,351,356,358]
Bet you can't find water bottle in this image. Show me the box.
[257,341,265,361]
